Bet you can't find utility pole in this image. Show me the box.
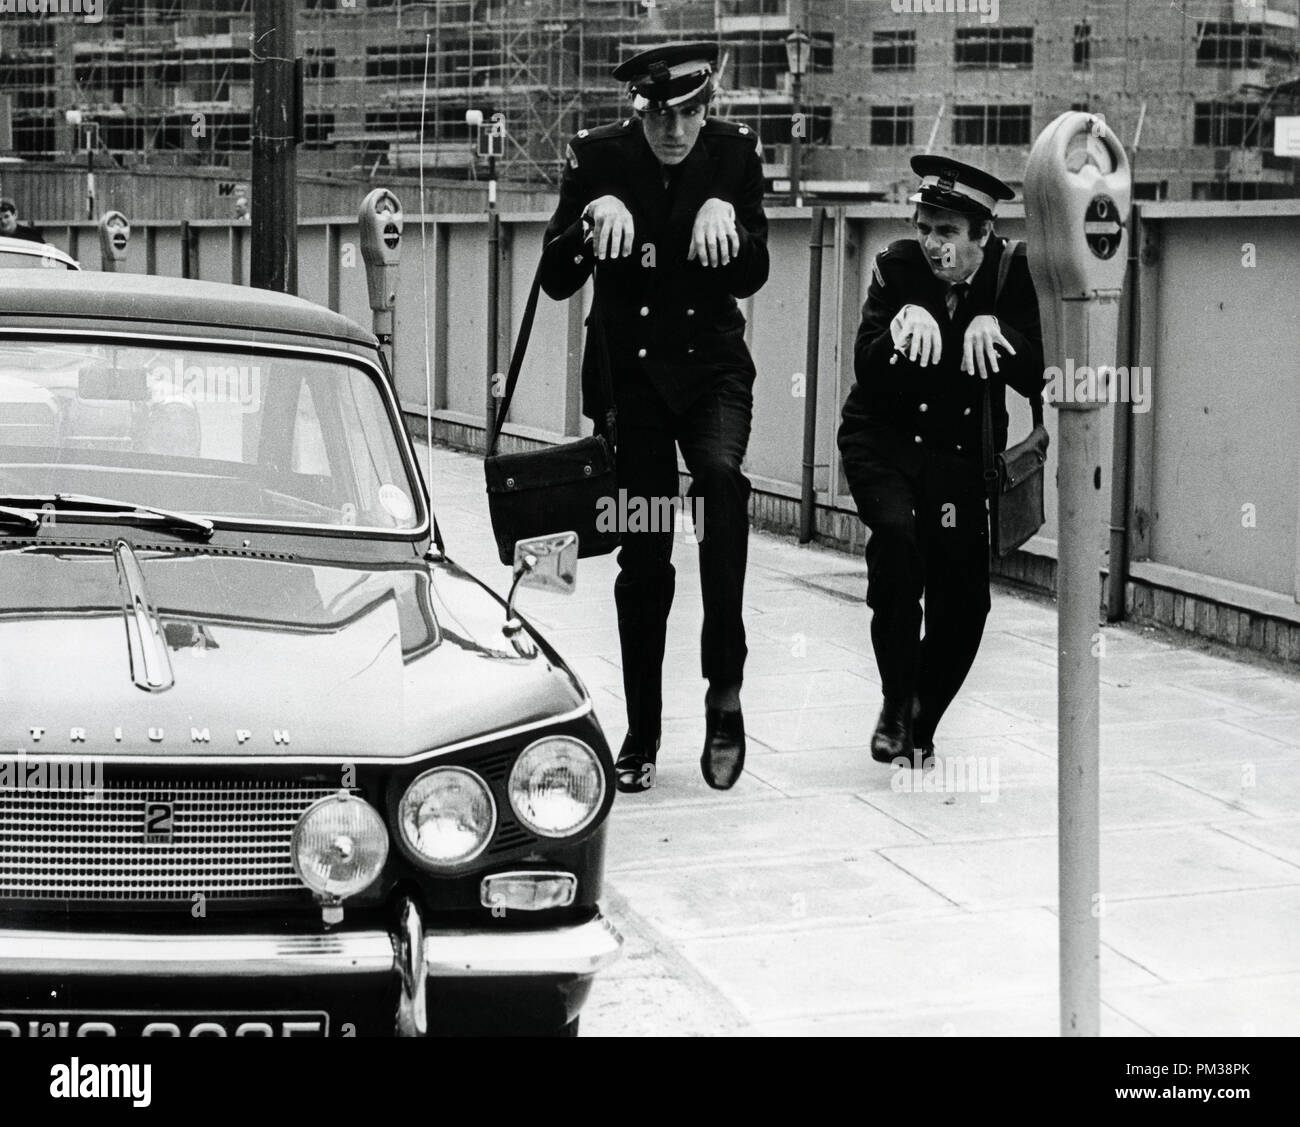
[251,0,300,294]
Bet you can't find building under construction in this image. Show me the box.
[1,0,1298,203]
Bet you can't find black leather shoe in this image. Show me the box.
[701,707,745,790]
[870,696,914,763]
[615,734,660,793]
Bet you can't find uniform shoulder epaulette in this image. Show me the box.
[571,121,627,147]
[703,118,757,141]
[870,240,924,288]
[877,238,924,264]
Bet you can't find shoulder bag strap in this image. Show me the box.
[486,252,616,456]
[486,260,543,457]
[993,237,1042,429]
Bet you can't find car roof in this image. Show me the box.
[0,236,79,269]
[0,268,376,347]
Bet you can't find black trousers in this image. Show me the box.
[856,448,991,745]
[608,371,753,739]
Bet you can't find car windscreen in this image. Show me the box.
[0,339,424,532]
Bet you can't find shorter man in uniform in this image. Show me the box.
[838,156,1044,766]
[0,199,45,243]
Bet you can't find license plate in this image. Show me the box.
[0,1011,329,1037]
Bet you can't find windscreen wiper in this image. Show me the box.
[0,505,40,530]
[0,493,214,539]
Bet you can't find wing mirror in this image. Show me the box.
[504,532,578,640]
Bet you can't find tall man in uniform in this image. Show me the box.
[539,43,769,793]
[838,156,1044,766]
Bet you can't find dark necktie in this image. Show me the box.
[945,281,970,319]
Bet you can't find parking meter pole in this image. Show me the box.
[485,160,500,455]
[1055,300,1114,1039]
[1024,111,1131,1038]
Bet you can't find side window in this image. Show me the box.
[290,381,331,476]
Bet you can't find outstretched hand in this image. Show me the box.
[688,198,740,267]
[961,315,1016,380]
[583,195,635,260]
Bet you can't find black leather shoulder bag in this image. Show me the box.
[483,258,621,566]
[982,238,1049,557]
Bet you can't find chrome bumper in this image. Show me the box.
[0,914,623,981]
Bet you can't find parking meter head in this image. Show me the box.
[358,188,403,313]
[98,210,130,263]
[1024,112,1131,302]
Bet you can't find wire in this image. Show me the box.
[418,32,434,503]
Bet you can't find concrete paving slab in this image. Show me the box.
[608,854,956,941]
[1218,712,1300,750]
[880,825,1300,912]
[1216,817,1300,869]
[753,996,1151,1037]
[857,771,1251,843]
[970,683,1240,726]
[604,794,927,873]
[1098,887,1300,982]
[581,888,750,1037]
[1103,973,1300,1037]
[747,737,1056,798]
[676,908,1158,1024]
[1011,717,1296,770]
[1157,756,1300,819]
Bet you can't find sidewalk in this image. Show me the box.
[420,441,1300,1037]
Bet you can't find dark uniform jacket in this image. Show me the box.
[539,116,769,418]
[5,223,44,244]
[839,236,1044,505]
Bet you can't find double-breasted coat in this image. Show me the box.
[836,233,1046,742]
[538,115,769,418]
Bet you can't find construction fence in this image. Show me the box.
[29,197,1300,662]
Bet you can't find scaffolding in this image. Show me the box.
[0,0,1297,198]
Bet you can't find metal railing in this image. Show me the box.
[24,198,1300,638]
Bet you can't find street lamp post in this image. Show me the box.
[785,29,811,207]
[65,110,98,220]
[468,110,507,451]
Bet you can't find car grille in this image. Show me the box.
[0,779,339,903]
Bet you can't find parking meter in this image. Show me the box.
[1023,111,1131,1041]
[358,188,402,365]
[98,210,130,273]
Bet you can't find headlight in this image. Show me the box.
[508,736,605,838]
[291,792,389,899]
[398,766,496,868]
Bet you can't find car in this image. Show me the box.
[0,270,621,1037]
[0,236,80,270]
